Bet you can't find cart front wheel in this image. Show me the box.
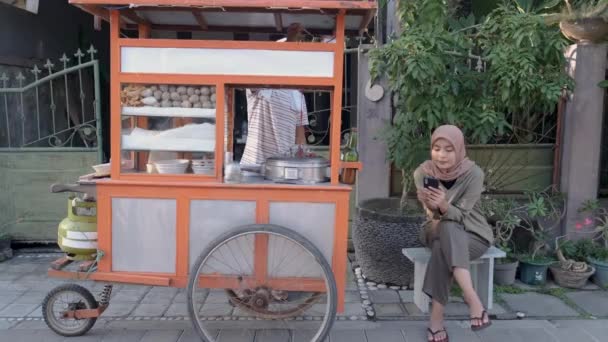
[42,284,98,337]
[188,224,337,342]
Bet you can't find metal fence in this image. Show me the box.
[0,45,102,162]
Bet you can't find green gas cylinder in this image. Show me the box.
[57,197,97,261]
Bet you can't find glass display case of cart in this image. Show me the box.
[119,83,218,177]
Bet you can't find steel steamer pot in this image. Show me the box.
[263,156,329,184]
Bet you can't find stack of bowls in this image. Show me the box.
[154,159,190,174]
[192,159,215,175]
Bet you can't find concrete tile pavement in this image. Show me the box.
[2,252,608,341]
[1,319,607,342]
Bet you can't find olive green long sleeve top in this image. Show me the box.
[413,164,494,245]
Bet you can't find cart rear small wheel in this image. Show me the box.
[42,284,98,337]
[188,224,337,342]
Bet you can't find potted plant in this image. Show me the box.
[515,189,564,285]
[576,200,608,287]
[549,0,608,43]
[550,237,596,288]
[481,196,520,285]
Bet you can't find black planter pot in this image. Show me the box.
[353,198,425,287]
[0,237,13,262]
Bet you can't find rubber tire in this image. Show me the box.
[42,284,98,337]
[187,224,338,342]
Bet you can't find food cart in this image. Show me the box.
[43,1,374,341]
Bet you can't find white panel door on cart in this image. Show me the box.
[111,198,177,273]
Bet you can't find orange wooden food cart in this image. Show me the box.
[43,1,374,341]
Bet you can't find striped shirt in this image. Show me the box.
[240,89,308,166]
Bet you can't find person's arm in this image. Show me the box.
[294,91,308,144]
[295,126,306,144]
[437,168,484,223]
[413,168,440,218]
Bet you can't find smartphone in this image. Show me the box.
[423,176,440,189]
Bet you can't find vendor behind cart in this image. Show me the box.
[240,23,309,167]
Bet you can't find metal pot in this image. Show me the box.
[264,156,329,184]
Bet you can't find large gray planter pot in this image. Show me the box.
[494,260,519,286]
[0,238,13,263]
[353,198,425,287]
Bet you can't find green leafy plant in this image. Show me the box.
[574,200,608,261]
[558,238,597,262]
[371,1,571,209]
[490,188,565,262]
[480,196,520,258]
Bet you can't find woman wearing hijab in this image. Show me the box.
[413,125,493,342]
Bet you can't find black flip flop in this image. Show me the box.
[427,327,449,342]
[470,310,492,331]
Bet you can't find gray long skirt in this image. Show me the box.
[422,221,489,305]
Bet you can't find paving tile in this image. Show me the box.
[0,281,32,292]
[475,328,524,342]
[114,284,150,293]
[101,303,137,317]
[0,303,39,317]
[403,303,426,316]
[516,327,562,342]
[13,291,48,304]
[402,326,428,342]
[254,329,291,342]
[201,303,234,317]
[565,291,608,316]
[0,292,24,306]
[0,273,24,281]
[398,291,414,303]
[552,321,608,342]
[0,329,45,341]
[329,330,367,342]
[364,329,406,342]
[369,290,400,304]
[443,302,469,317]
[97,329,146,342]
[140,329,183,342]
[551,327,600,342]
[336,303,366,316]
[131,303,170,317]
[344,291,361,303]
[500,293,579,317]
[111,290,146,303]
[164,302,189,317]
[141,291,176,304]
[0,320,19,330]
[172,291,188,304]
[204,290,231,304]
[26,305,42,317]
[292,330,329,342]
[374,304,406,317]
[216,329,254,342]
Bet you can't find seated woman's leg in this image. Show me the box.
[436,222,490,327]
[423,238,450,341]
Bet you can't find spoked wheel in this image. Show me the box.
[42,284,98,337]
[187,224,337,342]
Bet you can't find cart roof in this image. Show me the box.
[70,1,377,36]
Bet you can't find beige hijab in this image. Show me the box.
[421,125,475,181]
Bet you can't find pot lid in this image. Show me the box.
[265,156,329,168]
